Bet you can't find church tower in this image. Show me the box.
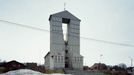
[45,10,83,70]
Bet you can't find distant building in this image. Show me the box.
[132,68,134,75]
[26,63,37,68]
[44,10,83,70]
[25,63,45,73]
[0,60,26,71]
[90,63,107,70]
[83,66,90,70]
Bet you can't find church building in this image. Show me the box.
[44,10,83,70]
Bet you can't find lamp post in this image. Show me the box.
[98,54,103,70]
[131,58,133,67]
[100,54,103,63]
[130,57,133,67]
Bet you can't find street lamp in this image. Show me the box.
[98,54,103,70]
[129,57,133,67]
[99,54,103,63]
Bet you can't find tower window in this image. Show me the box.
[65,50,68,54]
[62,18,70,23]
[62,18,70,42]
[62,23,68,41]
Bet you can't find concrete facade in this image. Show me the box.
[45,10,83,70]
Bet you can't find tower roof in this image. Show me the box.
[49,10,81,21]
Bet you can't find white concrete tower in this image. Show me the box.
[45,10,83,70]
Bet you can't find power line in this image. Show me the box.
[81,36,134,47]
[0,20,49,32]
[0,19,134,47]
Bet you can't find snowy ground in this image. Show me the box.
[0,69,71,75]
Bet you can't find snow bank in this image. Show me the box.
[0,69,71,75]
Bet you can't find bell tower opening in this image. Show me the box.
[62,18,70,68]
[62,18,70,42]
[62,23,68,41]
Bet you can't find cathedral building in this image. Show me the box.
[45,10,83,70]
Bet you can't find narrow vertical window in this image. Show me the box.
[61,56,63,62]
[58,56,60,62]
[55,56,57,62]
[62,18,70,42]
[62,23,68,41]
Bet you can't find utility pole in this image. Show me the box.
[98,54,103,70]
[99,54,103,63]
[131,58,133,67]
[129,57,133,67]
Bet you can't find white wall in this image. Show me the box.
[50,16,65,69]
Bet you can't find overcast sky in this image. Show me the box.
[0,0,134,67]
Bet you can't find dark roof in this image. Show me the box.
[44,52,50,58]
[49,10,81,21]
[0,60,26,70]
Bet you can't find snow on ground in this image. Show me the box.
[0,69,71,75]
